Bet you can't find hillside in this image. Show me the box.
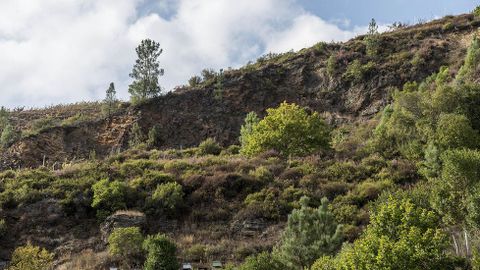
[1,12,480,270]
[2,14,479,171]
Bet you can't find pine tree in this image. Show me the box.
[239,112,260,147]
[129,123,145,147]
[103,82,117,118]
[129,39,164,103]
[365,18,380,56]
[278,196,343,269]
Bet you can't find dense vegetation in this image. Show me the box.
[2,9,480,270]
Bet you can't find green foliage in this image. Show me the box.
[238,252,288,270]
[474,6,480,17]
[326,54,337,77]
[344,60,375,82]
[184,244,206,262]
[248,166,273,182]
[147,125,162,148]
[151,182,184,212]
[311,256,336,270]
[201,69,217,82]
[143,233,179,270]
[364,18,380,56]
[188,75,202,87]
[239,112,260,148]
[103,82,118,118]
[129,122,146,148]
[431,149,480,226]
[108,227,144,258]
[129,39,164,103]
[457,36,480,84]
[1,123,18,148]
[92,179,127,219]
[442,22,454,32]
[333,196,450,270]
[278,196,343,269]
[7,244,54,270]
[435,113,479,150]
[240,102,331,157]
[23,116,59,137]
[197,138,222,155]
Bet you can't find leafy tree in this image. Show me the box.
[239,112,260,148]
[91,179,127,219]
[365,18,380,56]
[435,113,479,150]
[108,227,144,259]
[143,233,179,270]
[129,39,164,103]
[151,182,184,212]
[238,252,289,270]
[240,102,331,157]
[7,244,54,270]
[147,125,162,148]
[103,82,118,118]
[431,149,480,227]
[334,196,450,270]
[278,196,343,269]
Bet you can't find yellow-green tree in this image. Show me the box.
[240,102,330,157]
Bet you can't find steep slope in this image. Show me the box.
[2,13,479,170]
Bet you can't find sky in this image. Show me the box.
[0,0,477,108]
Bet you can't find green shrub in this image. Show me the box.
[474,6,480,17]
[326,54,337,76]
[129,122,146,148]
[24,116,59,137]
[333,196,450,270]
[61,113,90,127]
[240,102,331,157]
[238,251,287,270]
[143,234,179,270]
[0,123,18,148]
[92,179,128,219]
[244,188,287,220]
[130,171,174,190]
[197,138,222,155]
[7,244,54,270]
[222,144,241,155]
[147,125,162,148]
[150,182,184,212]
[344,60,375,82]
[248,166,273,182]
[188,75,202,87]
[435,113,479,150]
[108,227,144,258]
[442,22,454,31]
[184,244,206,262]
[311,256,336,270]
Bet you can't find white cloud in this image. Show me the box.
[0,0,369,108]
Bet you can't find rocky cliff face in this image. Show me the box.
[2,14,479,170]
